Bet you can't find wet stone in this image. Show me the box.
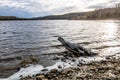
[41,69,48,72]
[36,74,45,80]
[58,65,62,69]
[50,69,58,73]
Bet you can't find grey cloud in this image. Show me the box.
[88,0,120,9]
[88,5,106,9]
[52,6,77,14]
[0,0,119,17]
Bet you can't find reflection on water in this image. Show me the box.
[102,21,117,40]
[97,21,119,56]
[0,20,120,77]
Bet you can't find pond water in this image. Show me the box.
[0,20,120,78]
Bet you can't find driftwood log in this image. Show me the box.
[58,37,97,56]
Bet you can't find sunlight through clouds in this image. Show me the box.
[0,0,119,17]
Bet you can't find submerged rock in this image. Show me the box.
[19,55,39,67]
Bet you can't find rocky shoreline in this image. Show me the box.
[20,53,120,80]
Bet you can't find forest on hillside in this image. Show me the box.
[36,3,120,20]
[79,3,120,20]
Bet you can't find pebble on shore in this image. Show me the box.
[20,55,120,80]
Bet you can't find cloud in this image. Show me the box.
[88,0,120,9]
[0,0,119,17]
[0,6,33,18]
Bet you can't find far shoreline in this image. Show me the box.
[0,18,120,21]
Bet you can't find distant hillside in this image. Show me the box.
[31,13,86,20]
[33,7,120,20]
[0,16,29,20]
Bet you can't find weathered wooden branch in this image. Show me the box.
[58,37,97,56]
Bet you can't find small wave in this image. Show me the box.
[0,56,22,62]
[78,42,91,45]
[93,45,120,49]
[42,51,68,55]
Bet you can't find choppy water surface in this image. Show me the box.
[0,20,120,78]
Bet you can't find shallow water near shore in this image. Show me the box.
[0,20,120,78]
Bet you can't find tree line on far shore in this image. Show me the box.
[80,3,120,20]
[0,16,29,20]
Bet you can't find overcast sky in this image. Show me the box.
[0,0,119,18]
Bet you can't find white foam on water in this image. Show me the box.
[111,53,120,59]
[2,53,120,80]
[7,65,44,80]
[4,61,71,80]
[45,61,72,70]
[0,79,8,80]
[77,56,106,64]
